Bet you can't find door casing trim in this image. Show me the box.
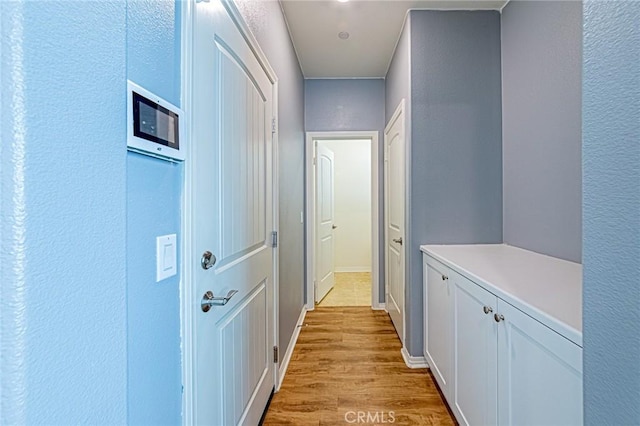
[305,131,381,311]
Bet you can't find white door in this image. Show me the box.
[384,100,405,343]
[190,2,275,424]
[315,144,335,303]
[497,300,583,426]
[424,258,453,399]
[452,272,498,426]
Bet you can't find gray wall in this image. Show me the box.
[305,79,386,302]
[236,1,306,359]
[406,10,503,356]
[502,1,582,263]
[385,17,411,125]
[305,79,385,133]
[583,0,640,423]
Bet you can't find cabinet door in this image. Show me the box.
[452,273,498,426]
[424,256,453,398]
[497,300,583,426]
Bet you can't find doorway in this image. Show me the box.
[305,131,381,310]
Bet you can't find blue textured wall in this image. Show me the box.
[0,1,128,423]
[502,1,582,263]
[305,78,386,303]
[385,17,410,125]
[126,154,182,425]
[126,0,182,424]
[0,0,183,423]
[305,79,385,133]
[583,1,640,423]
[235,0,307,363]
[406,10,503,356]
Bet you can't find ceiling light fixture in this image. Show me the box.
[337,0,349,3]
[338,31,350,40]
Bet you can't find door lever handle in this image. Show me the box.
[201,290,238,312]
[392,237,403,245]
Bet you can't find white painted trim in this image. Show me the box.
[271,81,281,391]
[371,303,386,311]
[401,347,429,369]
[277,307,307,391]
[335,267,372,273]
[223,1,277,84]
[179,0,195,423]
[498,0,511,13]
[305,131,380,311]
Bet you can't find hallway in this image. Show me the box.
[262,307,455,425]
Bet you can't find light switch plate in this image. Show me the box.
[156,234,177,282]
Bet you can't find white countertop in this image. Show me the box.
[420,244,583,347]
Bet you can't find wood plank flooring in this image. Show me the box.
[262,307,455,425]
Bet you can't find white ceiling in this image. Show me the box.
[281,0,508,78]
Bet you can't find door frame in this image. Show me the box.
[305,131,381,311]
[180,1,280,423]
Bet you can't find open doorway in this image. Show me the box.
[305,131,380,310]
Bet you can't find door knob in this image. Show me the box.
[392,237,403,245]
[201,251,216,270]
[332,225,338,230]
[201,290,238,312]
[483,306,493,314]
[494,313,505,323]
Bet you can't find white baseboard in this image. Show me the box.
[371,302,386,310]
[334,267,372,273]
[401,347,429,369]
[277,306,307,391]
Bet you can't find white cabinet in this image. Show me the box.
[422,246,583,426]
[452,272,498,426]
[497,300,583,426]
[423,256,453,399]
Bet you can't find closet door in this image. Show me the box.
[424,256,453,398]
[384,100,406,343]
[496,300,583,426]
[452,273,498,426]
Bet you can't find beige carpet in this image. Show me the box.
[318,272,371,306]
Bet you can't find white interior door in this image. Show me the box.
[191,2,275,424]
[384,101,405,343]
[315,144,336,303]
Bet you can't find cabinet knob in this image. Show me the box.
[441,274,448,281]
[483,306,493,314]
[494,313,505,323]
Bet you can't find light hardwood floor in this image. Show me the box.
[318,273,371,307]
[262,307,455,425]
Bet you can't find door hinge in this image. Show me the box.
[273,346,279,363]
[271,117,277,133]
[271,231,278,248]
